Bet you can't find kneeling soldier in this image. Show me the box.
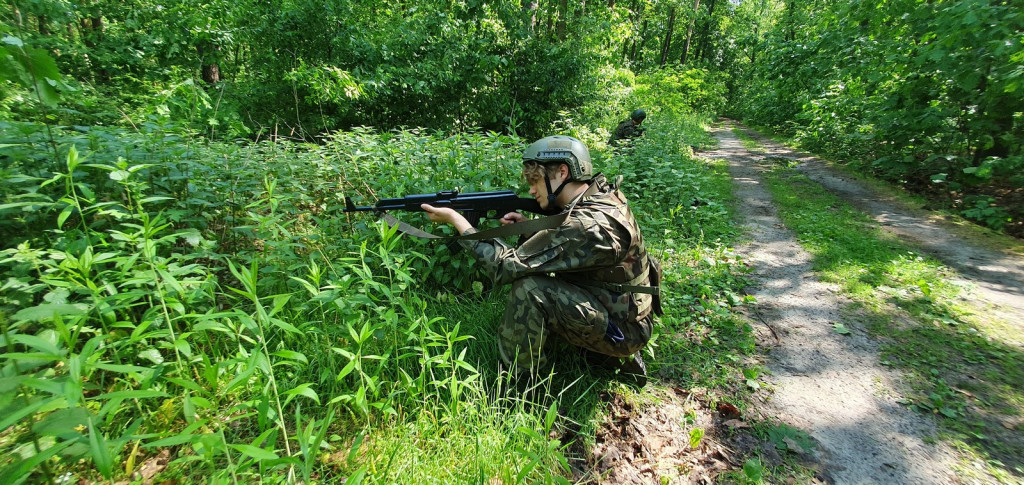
[422,136,661,385]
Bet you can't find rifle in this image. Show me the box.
[343,189,557,227]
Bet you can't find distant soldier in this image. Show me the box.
[610,109,647,145]
[421,136,662,385]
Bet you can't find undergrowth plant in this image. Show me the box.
[1,74,760,482]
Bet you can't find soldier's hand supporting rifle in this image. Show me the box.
[420,205,523,234]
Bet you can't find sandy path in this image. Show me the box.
[708,121,962,484]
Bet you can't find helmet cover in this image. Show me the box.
[521,135,593,181]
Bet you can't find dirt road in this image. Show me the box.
[585,120,1024,484]
[734,124,1024,329]
[713,120,1024,483]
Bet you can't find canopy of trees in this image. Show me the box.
[732,0,1022,234]
[3,0,725,140]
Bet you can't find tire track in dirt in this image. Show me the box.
[708,121,960,484]
[737,125,1024,333]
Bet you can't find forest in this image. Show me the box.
[1,0,1021,483]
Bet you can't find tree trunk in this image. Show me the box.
[621,0,639,62]
[634,19,649,67]
[696,0,716,62]
[556,0,568,41]
[660,5,676,66]
[786,0,796,42]
[79,19,95,47]
[546,0,555,39]
[680,0,700,64]
[523,0,539,34]
[197,42,221,85]
[78,10,108,82]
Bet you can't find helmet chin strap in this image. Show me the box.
[544,173,571,209]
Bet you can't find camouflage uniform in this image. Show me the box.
[459,174,654,372]
[610,119,643,144]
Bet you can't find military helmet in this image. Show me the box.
[522,135,593,181]
[631,109,647,122]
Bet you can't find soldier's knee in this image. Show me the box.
[508,275,552,305]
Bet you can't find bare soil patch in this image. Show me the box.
[572,387,827,484]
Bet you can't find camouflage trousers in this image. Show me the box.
[498,275,652,372]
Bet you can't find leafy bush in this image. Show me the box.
[636,67,728,116]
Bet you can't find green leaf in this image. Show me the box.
[88,418,114,479]
[10,333,62,356]
[544,401,558,433]
[32,407,91,436]
[13,303,88,323]
[2,35,24,47]
[344,467,367,485]
[689,427,705,449]
[916,280,932,297]
[283,384,321,405]
[832,323,851,335]
[229,444,279,461]
[138,348,164,364]
[743,458,763,480]
[272,350,308,364]
[0,397,49,431]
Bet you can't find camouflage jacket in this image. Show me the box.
[610,119,644,143]
[460,174,654,323]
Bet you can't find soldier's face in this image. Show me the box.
[528,177,550,209]
[528,167,569,209]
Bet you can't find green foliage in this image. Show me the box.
[0,1,758,478]
[0,34,71,108]
[0,65,760,481]
[2,0,648,141]
[0,121,527,481]
[731,0,1023,233]
[636,67,728,116]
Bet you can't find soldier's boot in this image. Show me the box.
[619,352,647,388]
[582,349,648,388]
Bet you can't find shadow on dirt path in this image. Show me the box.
[732,124,1024,327]
[708,121,962,484]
